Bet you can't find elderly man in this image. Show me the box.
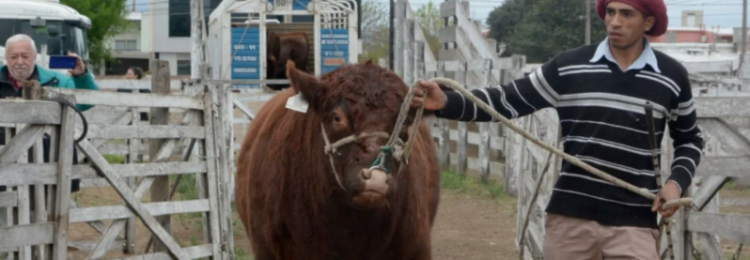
[0,34,100,192]
[413,0,702,259]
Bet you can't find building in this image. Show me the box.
[647,26,735,44]
[103,12,150,76]
[104,0,224,76]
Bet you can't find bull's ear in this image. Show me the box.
[286,60,325,111]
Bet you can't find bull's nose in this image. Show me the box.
[360,168,389,195]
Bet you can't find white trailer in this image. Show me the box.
[208,0,360,88]
[0,0,92,66]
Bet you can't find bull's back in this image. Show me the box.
[235,89,297,239]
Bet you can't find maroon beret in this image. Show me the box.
[596,0,668,37]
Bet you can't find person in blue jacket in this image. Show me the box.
[0,33,100,193]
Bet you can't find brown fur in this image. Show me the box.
[266,31,282,80]
[235,60,441,260]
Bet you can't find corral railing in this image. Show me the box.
[0,60,235,260]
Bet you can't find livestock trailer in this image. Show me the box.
[208,0,361,88]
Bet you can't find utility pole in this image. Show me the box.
[389,0,395,70]
[190,0,204,79]
[743,0,747,58]
[585,0,591,45]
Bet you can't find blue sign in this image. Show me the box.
[320,28,349,75]
[231,27,261,88]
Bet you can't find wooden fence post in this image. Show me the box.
[436,63,450,170]
[149,60,171,252]
[52,93,76,260]
[456,62,468,176]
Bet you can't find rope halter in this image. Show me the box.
[320,83,426,192]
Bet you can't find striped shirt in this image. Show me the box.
[434,38,704,229]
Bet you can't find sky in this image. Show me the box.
[124,0,747,29]
[415,0,747,30]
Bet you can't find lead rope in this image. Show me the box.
[371,83,423,174]
[424,77,694,255]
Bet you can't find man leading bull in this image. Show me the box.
[413,0,702,259]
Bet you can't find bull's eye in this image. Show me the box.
[334,115,341,122]
[399,133,408,140]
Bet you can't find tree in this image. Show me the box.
[504,0,606,63]
[61,0,131,66]
[358,0,390,63]
[414,1,442,55]
[485,0,538,48]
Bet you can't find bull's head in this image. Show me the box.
[286,60,416,210]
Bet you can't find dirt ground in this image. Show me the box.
[60,176,750,260]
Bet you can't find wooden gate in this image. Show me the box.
[0,60,235,260]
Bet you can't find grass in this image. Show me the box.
[440,169,511,202]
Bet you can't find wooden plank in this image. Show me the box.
[218,83,237,258]
[0,100,61,125]
[457,122,468,174]
[85,125,205,139]
[0,162,206,186]
[68,239,126,253]
[698,232,726,260]
[233,98,256,120]
[478,123,491,181]
[695,97,750,118]
[91,111,196,258]
[0,191,17,207]
[81,107,132,125]
[42,87,204,110]
[71,200,210,223]
[86,176,156,259]
[126,104,139,255]
[76,139,190,260]
[696,156,750,177]
[109,244,213,260]
[687,212,750,244]
[446,153,505,175]
[52,94,76,260]
[233,93,274,103]
[202,87,224,259]
[149,59,173,255]
[0,223,54,251]
[698,118,750,156]
[0,125,50,163]
[94,79,182,91]
[429,126,505,150]
[31,138,48,259]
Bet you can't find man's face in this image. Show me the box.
[5,40,36,80]
[604,1,655,50]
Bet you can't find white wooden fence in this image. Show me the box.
[0,60,235,260]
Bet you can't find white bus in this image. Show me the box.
[0,0,92,66]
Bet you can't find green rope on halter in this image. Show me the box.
[372,146,393,174]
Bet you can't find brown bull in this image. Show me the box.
[235,60,441,260]
[266,31,281,80]
[266,32,309,91]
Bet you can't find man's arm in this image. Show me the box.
[434,57,565,122]
[68,68,100,111]
[667,73,704,196]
